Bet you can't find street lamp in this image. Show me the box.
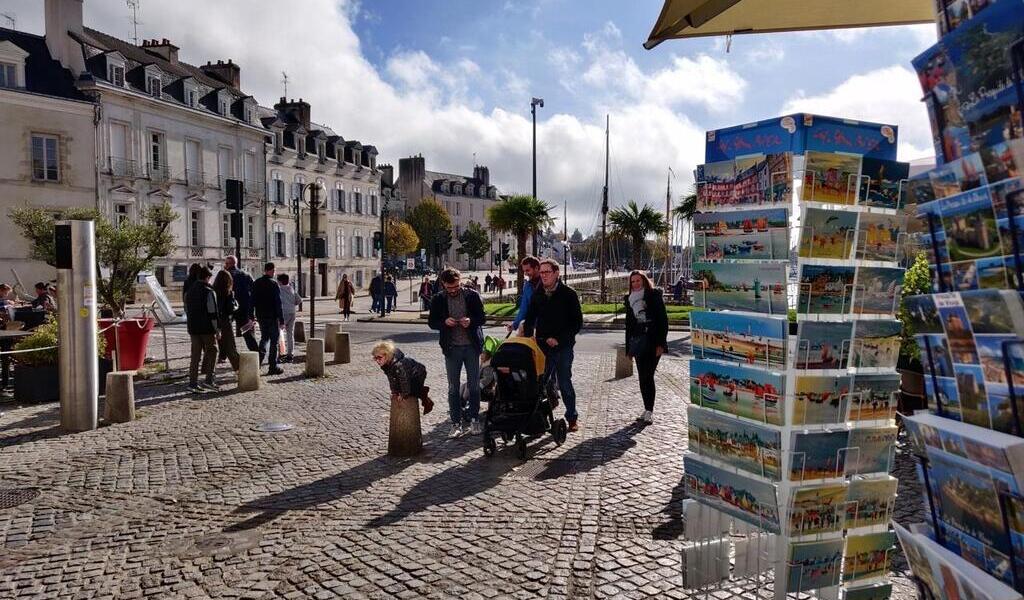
[378,188,393,318]
[531,96,543,255]
[291,181,326,340]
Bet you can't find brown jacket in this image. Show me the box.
[336,280,354,307]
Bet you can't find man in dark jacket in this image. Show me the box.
[428,268,486,437]
[184,266,220,393]
[224,256,258,352]
[523,258,583,432]
[251,262,284,375]
[369,274,383,314]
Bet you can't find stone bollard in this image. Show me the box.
[388,394,423,457]
[334,332,351,364]
[237,351,261,391]
[306,338,326,378]
[614,345,633,379]
[294,320,306,343]
[104,371,135,423]
[324,323,341,353]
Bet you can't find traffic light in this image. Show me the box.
[225,179,244,210]
[373,231,383,251]
[500,242,510,260]
[304,237,327,259]
[229,213,243,238]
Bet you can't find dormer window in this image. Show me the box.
[216,90,231,116]
[274,132,283,154]
[0,41,28,88]
[318,142,326,161]
[187,89,197,107]
[0,62,15,87]
[147,75,162,98]
[466,184,474,196]
[296,136,306,157]
[245,107,253,123]
[441,182,449,194]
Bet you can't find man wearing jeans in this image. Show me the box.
[428,268,486,437]
[251,262,284,375]
[523,258,583,432]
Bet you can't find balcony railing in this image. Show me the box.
[185,169,205,188]
[108,157,140,178]
[149,162,170,182]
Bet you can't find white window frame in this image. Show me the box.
[31,133,60,182]
[246,215,256,249]
[147,75,162,98]
[0,61,17,88]
[0,41,29,88]
[149,131,165,170]
[190,210,202,246]
[114,203,132,227]
[273,223,286,257]
[336,227,344,258]
[271,171,284,205]
[222,213,231,247]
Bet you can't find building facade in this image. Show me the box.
[0,25,97,287]
[397,155,511,271]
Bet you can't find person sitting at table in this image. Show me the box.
[0,283,11,327]
[31,282,56,313]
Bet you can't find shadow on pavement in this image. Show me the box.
[533,422,643,480]
[651,476,688,540]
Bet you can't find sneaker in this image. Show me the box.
[449,423,463,438]
[567,419,579,433]
[187,384,205,394]
[643,410,654,424]
[267,367,284,376]
[200,382,220,393]
[637,410,648,422]
[470,419,483,435]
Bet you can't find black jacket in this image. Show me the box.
[624,287,669,351]
[428,288,486,355]
[252,275,283,322]
[523,281,583,348]
[380,349,427,397]
[185,282,218,335]
[217,290,237,326]
[228,268,254,320]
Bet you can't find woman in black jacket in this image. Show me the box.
[213,270,240,371]
[623,270,669,424]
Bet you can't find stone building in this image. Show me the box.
[262,98,382,295]
[0,25,97,287]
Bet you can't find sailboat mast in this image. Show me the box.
[665,168,672,287]
[600,115,609,303]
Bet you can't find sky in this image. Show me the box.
[6,0,939,236]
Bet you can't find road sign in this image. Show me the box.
[406,258,416,270]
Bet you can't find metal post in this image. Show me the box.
[380,196,388,318]
[55,220,98,432]
[294,194,303,298]
[309,186,319,341]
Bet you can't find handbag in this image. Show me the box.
[628,333,648,357]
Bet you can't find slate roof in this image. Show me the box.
[0,27,90,101]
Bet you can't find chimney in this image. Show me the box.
[473,165,490,187]
[44,0,86,75]
[143,38,179,64]
[380,164,395,187]
[200,59,241,89]
[273,97,312,130]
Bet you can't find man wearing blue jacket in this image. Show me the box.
[509,256,541,334]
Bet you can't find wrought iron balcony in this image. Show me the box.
[185,169,205,188]
[148,162,170,182]
[108,157,140,178]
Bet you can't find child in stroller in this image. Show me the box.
[481,336,568,459]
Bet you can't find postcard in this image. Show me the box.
[787,539,844,593]
[689,359,785,425]
[981,140,1024,186]
[803,151,862,205]
[859,157,910,210]
[853,267,905,316]
[842,583,892,600]
[790,429,849,481]
[856,212,905,263]
[928,450,1008,553]
[846,426,897,476]
[955,363,991,429]
[904,294,943,334]
[697,154,792,211]
[687,405,782,480]
[930,161,965,199]
[693,207,789,260]
[693,262,787,315]
[850,320,901,370]
[939,188,1003,267]
[849,374,900,422]
[788,482,848,536]
[683,453,780,533]
[977,335,1019,385]
[799,207,857,260]
[793,376,851,426]
[843,531,895,583]
[798,264,856,315]
[796,321,852,370]
[765,152,794,204]
[845,477,898,529]
[989,177,1023,221]
[893,523,944,599]
[691,311,787,369]
[935,292,979,365]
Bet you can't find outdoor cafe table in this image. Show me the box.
[1,329,33,392]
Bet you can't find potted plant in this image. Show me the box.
[11,316,109,402]
[896,252,932,413]
[11,203,177,371]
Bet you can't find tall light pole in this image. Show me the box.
[293,181,326,339]
[531,96,543,255]
[378,188,392,319]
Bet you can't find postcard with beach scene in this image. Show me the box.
[843,532,895,583]
[853,267,905,316]
[859,158,910,210]
[691,311,787,369]
[846,426,897,476]
[803,151,862,205]
[684,454,780,533]
[849,374,900,422]
[796,321,852,370]
[687,405,781,480]
[787,539,844,593]
[850,320,901,369]
[690,359,785,426]
[693,262,788,315]
[845,477,898,529]
[793,376,851,426]
[799,207,858,260]
[798,264,856,315]
[791,430,850,481]
[693,208,789,260]
[856,212,905,263]
[788,483,848,536]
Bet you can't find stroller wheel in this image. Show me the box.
[553,418,568,445]
[483,436,497,457]
[515,434,527,460]
[500,432,512,444]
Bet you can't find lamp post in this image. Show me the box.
[379,188,392,319]
[531,96,543,255]
[292,181,326,340]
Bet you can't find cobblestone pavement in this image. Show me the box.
[0,327,923,599]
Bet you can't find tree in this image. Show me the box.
[385,218,419,257]
[487,194,553,292]
[608,200,669,270]
[673,185,698,223]
[569,228,585,244]
[456,221,491,270]
[11,202,177,317]
[897,252,933,363]
[406,198,452,268]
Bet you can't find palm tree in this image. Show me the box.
[608,200,670,270]
[672,185,698,250]
[487,195,554,292]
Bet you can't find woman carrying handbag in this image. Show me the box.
[623,270,669,424]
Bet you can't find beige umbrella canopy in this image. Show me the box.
[644,0,935,48]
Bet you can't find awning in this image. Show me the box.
[644,0,935,49]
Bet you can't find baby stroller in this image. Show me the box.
[482,336,568,459]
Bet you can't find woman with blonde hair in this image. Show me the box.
[372,340,433,414]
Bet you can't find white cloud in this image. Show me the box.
[781,66,934,161]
